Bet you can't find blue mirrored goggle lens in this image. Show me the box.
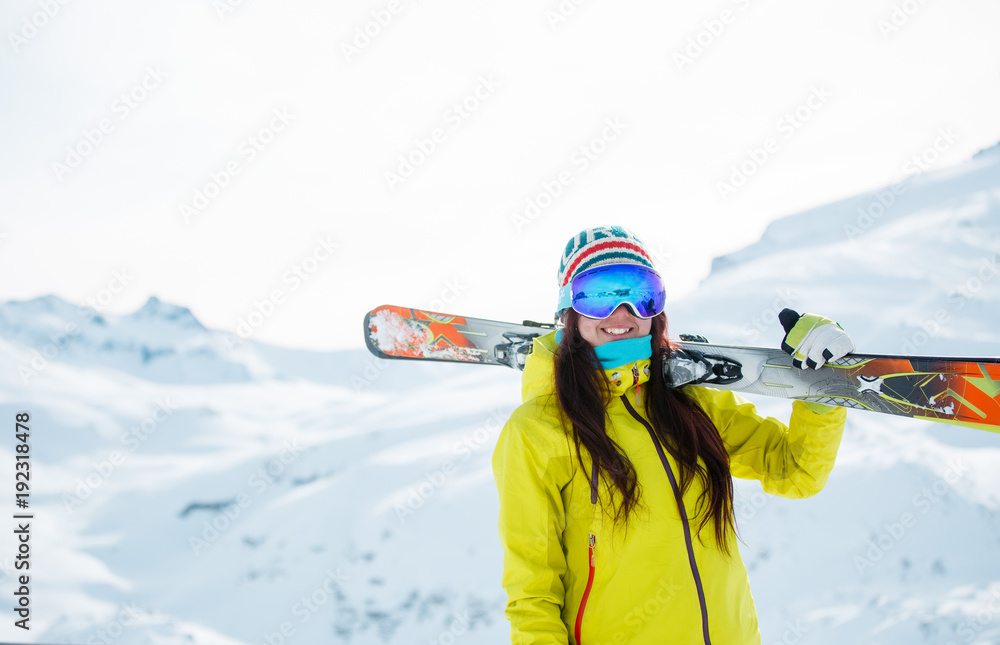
[570,264,666,319]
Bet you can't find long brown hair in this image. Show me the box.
[554,309,736,551]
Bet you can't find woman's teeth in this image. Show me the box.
[603,327,630,336]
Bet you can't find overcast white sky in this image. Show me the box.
[2,0,999,350]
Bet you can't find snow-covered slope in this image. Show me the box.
[0,302,522,644]
[669,142,1000,359]
[1,144,999,644]
[669,141,1000,644]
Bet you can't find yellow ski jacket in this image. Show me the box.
[491,332,846,645]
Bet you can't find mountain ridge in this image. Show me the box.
[1,146,1000,644]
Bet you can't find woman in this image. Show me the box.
[491,226,854,645]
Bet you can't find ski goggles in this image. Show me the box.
[557,263,666,319]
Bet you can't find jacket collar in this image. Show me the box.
[522,331,653,403]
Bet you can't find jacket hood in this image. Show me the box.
[521,330,653,403]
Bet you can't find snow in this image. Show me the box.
[1,145,999,644]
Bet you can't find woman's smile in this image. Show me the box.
[577,304,652,347]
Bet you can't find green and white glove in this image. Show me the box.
[779,308,855,370]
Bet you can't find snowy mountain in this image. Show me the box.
[1,143,999,644]
[669,141,1000,359]
[0,295,249,384]
[0,294,521,644]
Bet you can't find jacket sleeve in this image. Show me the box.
[683,386,846,498]
[492,405,576,644]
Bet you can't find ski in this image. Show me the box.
[364,304,552,370]
[364,305,1000,433]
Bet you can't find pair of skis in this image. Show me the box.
[364,305,1000,434]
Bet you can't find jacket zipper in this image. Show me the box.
[620,394,713,645]
[574,533,596,645]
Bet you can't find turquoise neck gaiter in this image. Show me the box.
[555,329,653,369]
